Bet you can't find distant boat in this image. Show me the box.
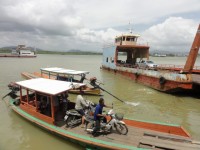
[101,24,200,94]
[0,45,36,58]
[8,78,200,150]
[153,54,167,57]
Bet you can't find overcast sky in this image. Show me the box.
[0,0,199,52]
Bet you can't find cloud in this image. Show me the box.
[0,0,199,51]
[141,17,198,52]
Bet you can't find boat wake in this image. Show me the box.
[125,102,140,106]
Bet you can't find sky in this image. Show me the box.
[0,0,199,52]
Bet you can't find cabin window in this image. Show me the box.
[115,37,122,43]
[20,88,52,117]
[110,57,114,63]
[126,37,135,41]
[106,57,108,62]
[20,89,34,105]
[36,94,52,117]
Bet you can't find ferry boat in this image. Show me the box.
[0,45,36,58]
[8,78,200,149]
[102,24,200,94]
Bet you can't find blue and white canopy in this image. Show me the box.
[40,67,89,75]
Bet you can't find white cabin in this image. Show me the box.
[14,45,36,56]
[115,34,140,46]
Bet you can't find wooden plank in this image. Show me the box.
[144,132,192,142]
[61,124,144,147]
[58,122,200,149]
[140,136,200,150]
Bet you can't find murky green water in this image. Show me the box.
[0,55,200,150]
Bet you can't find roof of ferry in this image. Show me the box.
[115,33,140,39]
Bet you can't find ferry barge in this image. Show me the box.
[0,45,36,58]
[102,25,200,93]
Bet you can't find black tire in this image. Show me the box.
[116,123,128,135]
[135,72,139,78]
[66,116,76,127]
[159,76,166,85]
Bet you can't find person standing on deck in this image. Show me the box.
[75,91,88,128]
[62,92,69,116]
[92,98,112,136]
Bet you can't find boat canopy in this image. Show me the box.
[40,67,89,75]
[16,78,85,95]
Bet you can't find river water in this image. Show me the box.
[0,55,200,150]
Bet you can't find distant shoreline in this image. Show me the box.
[0,49,199,57]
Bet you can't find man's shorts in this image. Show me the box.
[76,109,85,116]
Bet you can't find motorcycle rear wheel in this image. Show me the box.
[116,123,128,135]
[66,116,76,127]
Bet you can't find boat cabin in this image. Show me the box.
[103,33,150,69]
[115,33,140,46]
[15,78,85,125]
[40,67,89,83]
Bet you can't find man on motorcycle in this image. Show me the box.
[75,91,88,128]
[92,98,112,136]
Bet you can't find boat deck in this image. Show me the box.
[192,74,200,84]
[56,120,200,150]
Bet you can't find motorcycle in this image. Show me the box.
[64,101,96,128]
[85,109,128,135]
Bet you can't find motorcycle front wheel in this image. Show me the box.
[85,121,94,130]
[116,123,128,135]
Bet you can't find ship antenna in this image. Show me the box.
[128,21,133,34]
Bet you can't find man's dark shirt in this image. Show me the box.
[94,104,105,121]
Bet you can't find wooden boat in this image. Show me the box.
[102,24,200,94]
[21,67,101,96]
[0,45,36,58]
[9,78,200,150]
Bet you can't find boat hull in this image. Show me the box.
[10,98,197,150]
[8,99,139,150]
[102,65,193,93]
[0,54,36,58]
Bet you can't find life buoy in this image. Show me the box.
[159,76,166,85]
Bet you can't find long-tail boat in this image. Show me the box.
[102,24,200,94]
[8,78,200,149]
[21,67,101,95]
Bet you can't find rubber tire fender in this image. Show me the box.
[159,76,166,85]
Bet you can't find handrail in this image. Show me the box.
[158,64,200,69]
